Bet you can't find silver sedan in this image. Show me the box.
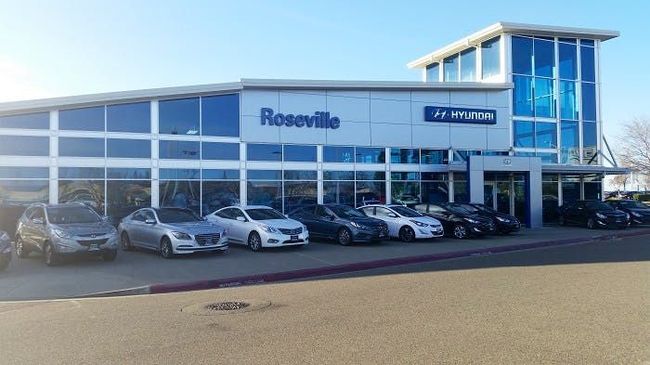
[118,207,228,258]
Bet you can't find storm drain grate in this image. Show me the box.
[205,301,250,311]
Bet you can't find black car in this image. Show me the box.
[413,202,495,239]
[289,204,388,245]
[460,203,521,234]
[605,200,650,226]
[558,200,629,229]
[0,230,11,271]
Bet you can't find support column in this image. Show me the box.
[468,156,484,204]
[528,158,543,228]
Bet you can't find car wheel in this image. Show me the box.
[44,243,58,266]
[399,226,416,242]
[453,224,468,239]
[337,228,353,246]
[120,232,132,251]
[15,236,30,258]
[558,215,566,226]
[587,218,596,230]
[102,250,117,262]
[248,232,262,252]
[160,237,174,259]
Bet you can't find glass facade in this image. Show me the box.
[59,106,105,131]
[159,98,200,135]
[0,112,49,129]
[107,139,151,158]
[426,62,439,82]
[0,135,49,156]
[481,36,501,79]
[107,102,151,133]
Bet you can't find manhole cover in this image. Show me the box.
[182,299,271,316]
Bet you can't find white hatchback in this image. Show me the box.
[358,204,444,242]
[206,205,309,251]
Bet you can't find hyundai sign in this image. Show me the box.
[424,106,497,125]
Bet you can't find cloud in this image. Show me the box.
[0,57,53,102]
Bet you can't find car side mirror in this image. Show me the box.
[145,219,156,225]
[236,216,246,222]
[31,217,44,225]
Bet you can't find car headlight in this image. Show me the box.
[464,218,479,224]
[495,216,508,223]
[410,220,427,227]
[595,212,606,219]
[631,211,641,218]
[52,228,72,239]
[260,225,278,233]
[171,231,192,240]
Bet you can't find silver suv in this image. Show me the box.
[15,203,118,266]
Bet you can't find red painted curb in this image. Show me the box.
[148,228,650,295]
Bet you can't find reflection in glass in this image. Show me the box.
[247,181,282,211]
[284,145,317,162]
[284,181,317,213]
[202,142,239,160]
[536,122,557,149]
[0,167,48,179]
[513,75,534,117]
[159,180,201,214]
[355,147,385,163]
[107,102,150,133]
[560,120,580,164]
[581,82,597,121]
[59,137,105,157]
[201,94,239,137]
[356,181,386,207]
[202,181,240,214]
[323,146,354,162]
[513,120,534,148]
[159,140,200,160]
[460,48,476,81]
[247,143,282,161]
[106,180,151,221]
[420,149,448,164]
[59,106,105,131]
[0,135,49,156]
[159,98,200,135]
[481,36,500,79]
[391,182,420,207]
[106,168,150,179]
[542,175,559,223]
[58,180,105,213]
[426,62,439,82]
[0,180,49,205]
[580,46,595,82]
[0,112,49,129]
[512,36,533,75]
[534,77,555,118]
[323,181,354,205]
[534,39,554,77]
[59,167,104,179]
[443,54,459,81]
[390,148,419,164]
[107,139,151,158]
[583,122,598,164]
[559,43,577,80]
[559,81,578,120]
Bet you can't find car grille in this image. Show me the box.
[77,238,108,246]
[279,227,302,235]
[195,233,222,246]
[77,233,108,238]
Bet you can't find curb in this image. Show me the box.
[80,228,650,298]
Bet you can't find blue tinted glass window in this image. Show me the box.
[583,122,597,147]
[559,43,577,80]
[390,148,419,164]
[0,135,49,156]
[106,102,150,133]
[0,180,49,205]
[202,142,239,160]
[59,167,105,179]
[323,146,354,162]
[0,167,48,178]
[284,170,317,180]
[59,137,104,157]
[356,171,385,180]
[581,83,597,121]
[323,171,354,180]
[247,143,282,161]
[420,149,448,164]
[355,147,385,163]
[159,98,200,135]
[202,169,239,180]
[443,54,459,81]
[580,39,595,47]
[580,46,595,82]
[536,122,557,149]
[537,152,558,164]
[513,120,534,148]
[534,77,556,118]
[460,48,476,81]
[481,36,501,79]
[159,169,200,180]
[159,140,200,159]
[534,39,554,77]
[559,81,578,120]
[248,170,281,180]
[284,145,317,162]
[512,36,533,75]
[513,75,534,117]
[201,94,239,137]
[0,112,49,129]
[107,139,151,158]
[391,172,419,180]
[560,120,580,164]
[106,168,150,179]
[426,62,439,82]
[59,106,105,131]
[559,38,577,44]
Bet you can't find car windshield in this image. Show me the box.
[619,200,648,209]
[246,208,286,220]
[585,201,614,211]
[46,206,102,224]
[390,206,422,217]
[157,209,201,223]
[328,205,366,219]
[446,205,473,215]
[459,204,481,213]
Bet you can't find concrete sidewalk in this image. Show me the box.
[1,226,648,301]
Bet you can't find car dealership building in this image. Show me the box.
[0,22,626,229]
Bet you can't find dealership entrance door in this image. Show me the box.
[483,173,527,222]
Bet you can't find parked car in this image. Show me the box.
[118,207,228,258]
[460,203,520,234]
[0,230,11,271]
[289,204,388,245]
[413,202,495,239]
[206,205,308,251]
[15,203,118,266]
[358,204,444,242]
[605,200,650,226]
[558,200,629,229]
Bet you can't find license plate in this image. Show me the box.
[290,235,298,241]
[89,244,99,251]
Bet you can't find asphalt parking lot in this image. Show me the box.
[1,226,648,301]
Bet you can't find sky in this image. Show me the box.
[0,0,648,146]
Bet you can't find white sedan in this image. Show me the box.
[206,205,309,251]
[358,204,444,242]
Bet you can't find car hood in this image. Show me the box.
[52,222,116,237]
[597,210,627,217]
[628,208,650,216]
[411,216,442,227]
[162,221,225,235]
[256,219,303,229]
[348,216,386,226]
